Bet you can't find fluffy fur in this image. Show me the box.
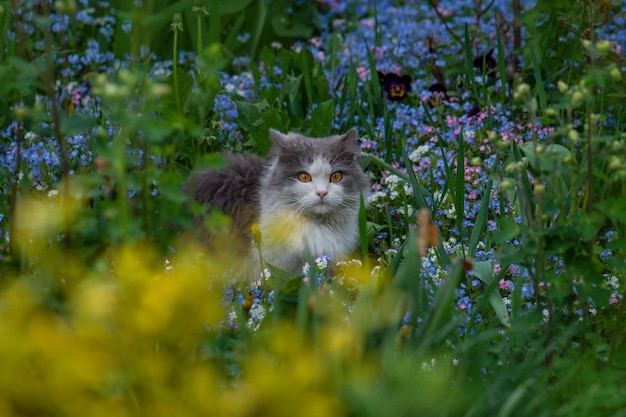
[184,128,370,281]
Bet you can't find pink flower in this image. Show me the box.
[499,279,513,291]
[309,36,323,48]
[612,44,622,55]
[492,264,501,274]
[71,88,82,105]
[360,17,375,29]
[610,297,619,305]
[332,19,346,29]
[356,66,370,80]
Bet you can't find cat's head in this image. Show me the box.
[261,129,370,216]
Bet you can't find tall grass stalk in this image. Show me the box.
[171,13,183,114]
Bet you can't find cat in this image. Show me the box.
[183,128,370,282]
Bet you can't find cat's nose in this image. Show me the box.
[317,190,328,200]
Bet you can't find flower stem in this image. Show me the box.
[170,14,183,113]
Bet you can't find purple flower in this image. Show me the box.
[377,71,412,101]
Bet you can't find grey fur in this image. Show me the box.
[184,128,370,281]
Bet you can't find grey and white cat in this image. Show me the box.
[184,128,370,281]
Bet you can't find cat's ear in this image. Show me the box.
[268,129,289,155]
[339,128,362,157]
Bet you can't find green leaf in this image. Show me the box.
[268,264,298,294]
[492,218,521,244]
[165,70,194,111]
[60,115,97,136]
[235,100,263,131]
[528,44,547,111]
[309,99,334,137]
[519,142,572,172]
[473,261,510,328]
[468,179,493,258]
[207,0,254,16]
[270,14,314,39]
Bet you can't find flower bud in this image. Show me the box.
[500,179,515,190]
[596,39,611,54]
[608,156,621,171]
[13,106,29,120]
[170,13,183,32]
[513,83,530,101]
[504,162,518,173]
[571,90,584,106]
[610,67,622,81]
[557,80,568,93]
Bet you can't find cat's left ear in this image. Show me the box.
[339,128,362,157]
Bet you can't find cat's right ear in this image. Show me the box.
[268,129,289,155]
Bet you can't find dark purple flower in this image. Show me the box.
[378,71,412,101]
[467,102,480,117]
[473,48,496,77]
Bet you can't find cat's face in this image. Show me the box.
[290,157,347,214]
[261,129,370,217]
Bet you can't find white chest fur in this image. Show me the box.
[256,208,358,275]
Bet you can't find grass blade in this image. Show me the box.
[455,130,465,234]
[528,44,547,112]
[468,178,493,258]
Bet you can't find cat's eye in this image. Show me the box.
[330,171,343,183]
[298,172,312,183]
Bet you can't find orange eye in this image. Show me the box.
[298,172,312,182]
[330,171,343,182]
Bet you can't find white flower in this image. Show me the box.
[164,258,173,271]
[385,174,402,186]
[370,265,381,278]
[247,303,266,332]
[263,268,271,280]
[397,205,415,217]
[47,189,59,198]
[315,255,330,270]
[408,144,430,162]
[462,129,475,141]
[368,191,387,204]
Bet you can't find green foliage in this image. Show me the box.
[236,46,333,154]
[108,0,321,64]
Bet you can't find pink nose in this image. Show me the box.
[317,191,328,200]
